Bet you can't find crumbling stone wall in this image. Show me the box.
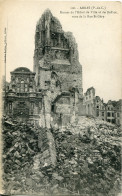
[34,9,83,96]
[38,128,57,168]
[33,9,84,127]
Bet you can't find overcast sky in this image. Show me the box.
[1,0,121,102]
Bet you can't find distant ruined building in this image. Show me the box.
[83,87,122,127]
[3,9,83,127]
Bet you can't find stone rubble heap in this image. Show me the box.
[52,120,121,195]
[2,116,121,195]
[2,121,39,193]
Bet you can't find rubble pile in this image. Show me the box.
[2,120,73,195]
[51,117,121,195]
[2,120,40,194]
[2,116,121,195]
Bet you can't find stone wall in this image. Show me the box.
[38,128,57,168]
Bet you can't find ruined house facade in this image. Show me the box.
[83,87,106,121]
[83,87,122,126]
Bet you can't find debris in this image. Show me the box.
[2,116,121,195]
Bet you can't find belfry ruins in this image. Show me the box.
[4,9,83,127]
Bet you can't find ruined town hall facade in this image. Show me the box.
[3,9,83,127]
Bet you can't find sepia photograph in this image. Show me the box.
[0,0,121,195]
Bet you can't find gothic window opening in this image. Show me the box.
[51,32,58,47]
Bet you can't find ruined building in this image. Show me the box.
[2,9,122,195]
[3,9,83,127]
[34,9,82,93]
[3,67,42,125]
[4,9,121,128]
[83,87,122,127]
[33,9,83,127]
